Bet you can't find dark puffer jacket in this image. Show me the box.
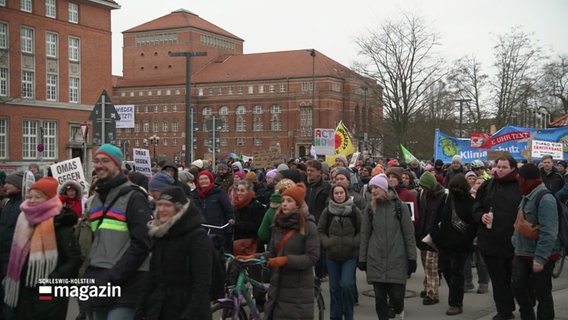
[416,184,447,251]
[0,193,23,277]
[318,201,362,262]
[430,192,477,251]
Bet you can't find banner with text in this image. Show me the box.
[115,105,135,129]
[531,140,564,160]
[50,158,89,193]
[314,128,335,155]
[133,148,152,178]
[434,125,568,163]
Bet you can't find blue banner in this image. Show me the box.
[434,125,568,164]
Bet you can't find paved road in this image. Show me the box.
[66,254,568,319]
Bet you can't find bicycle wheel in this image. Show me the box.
[314,285,325,320]
[552,246,566,278]
[211,301,248,320]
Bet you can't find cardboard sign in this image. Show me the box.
[133,148,152,178]
[252,150,282,169]
[50,158,89,193]
[486,150,510,161]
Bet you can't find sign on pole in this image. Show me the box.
[88,90,120,145]
[115,105,135,129]
[133,148,152,178]
[531,139,564,160]
[314,128,335,155]
[50,158,89,193]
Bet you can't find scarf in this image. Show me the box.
[4,197,61,307]
[276,209,301,230]
[495,169,518,183]
[147,202,190,238]
[197,184,214,200]
[519,177,543,195]
[327,197,354,216]
[233,191,254,209]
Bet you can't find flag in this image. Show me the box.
[400,144,417,163]
[334,121,355,156]
[470,133,492,148]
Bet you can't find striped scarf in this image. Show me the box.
[3,196,61,307]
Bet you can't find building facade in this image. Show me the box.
[113,9,383,167]
[0,0,119,173]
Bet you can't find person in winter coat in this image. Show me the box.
[358,174,417,320]
[318,184,362,320]
[262,183,320,320]
[472,155,521,320]
[58,180,84,218]
[444,155,466,187]
[257,179,295,243]
[386,167,418,224]
[192,170,234,253]
[416,171,446,306]
[539,154,564,193]
[511,164,560,320]
[4,177,83,320]
[139,186,212,320]
[430,174,477,316]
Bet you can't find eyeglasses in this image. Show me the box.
[93,158,113,164]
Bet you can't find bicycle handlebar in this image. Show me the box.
[202,219,235,230]
[224,252,267,265]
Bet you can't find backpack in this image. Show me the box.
[534,190,568,247]
[368,197,403,225]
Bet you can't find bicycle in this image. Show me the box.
[552,245,566,278]
[211,254,326,320]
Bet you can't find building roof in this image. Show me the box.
[192,49,354,83]
[88,0,120,9]
[124,9,242,41]
[549,113,568,127]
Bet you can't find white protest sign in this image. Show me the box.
[50,158,89,193]
[531,139,564,160]
[133,148,152,178]
[115,105,135,129]
[314,128,335,155]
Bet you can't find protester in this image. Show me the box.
[58,180,84,218]
[257,179,295,243]
[139,186,212,319]
[445,155,466,187]
[358,174,417,320]
[214,163,233,193]
[4,177,83,319]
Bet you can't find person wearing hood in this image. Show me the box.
[445,155,466,187]
[386,167,418,225]
[254,183,319,320]
[358,174,417,320]
[4,177,83,319]
[58,180,84,218]
[416,171,446,306]
[318,184,361,320]
[161,162,192,196]
[214,163,233,193]
[138,186,212,320]
[148,171,176,204]
[191,170,234,252]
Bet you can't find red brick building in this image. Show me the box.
[0,0,119,172]
[113,9,383,166]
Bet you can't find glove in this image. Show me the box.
[235,255,256,261]
[267,256,289,268]
[407,260,417,275]
[357,261,367,271]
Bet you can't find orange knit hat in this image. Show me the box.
[281,183,306,205]
[371,164,384,177]
[30,177,59,199]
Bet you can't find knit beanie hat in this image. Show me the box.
[266,169,278,179]
[158,186,188,206]
[387,159,398,167]
[371,164,384,177]
[281,183,306,205]
[518,163,540,179]
[234,170,245,180]
[149,171,175,191]
[217,163,229,171]
[276,163,289,172]
[385,167,403,182]
[435,159,444,166]
[178,171,194,184]
[275,178,295,194]
[197,170,214,184]
[5,171,24,190]
[465,171,477,179]
[245,171,259,184]
[335,155,348,166]
[451,155,462,164]
[369,173,388,192]
[321,162,330,175]
[30,177,59,199]
[95,144,123,168]
[280,169,301,183]
[232,161,243,172]
[419,171,437,190]
[191,159,204,169]
[335,168,352,180]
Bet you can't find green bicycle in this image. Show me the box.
[211,254,325,320]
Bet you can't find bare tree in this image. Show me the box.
[492,27,543,128]
[447,55,490,132]
[540,55,568,115]
[353,13,445,151]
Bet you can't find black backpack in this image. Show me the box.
[534,190,568,247]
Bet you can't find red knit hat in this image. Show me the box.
[281,183,306,205]
[30,177,59,199]
[197,170,214,184]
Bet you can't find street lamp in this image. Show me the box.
[148,134,160,163]
[309,49,316,147]
[169,51,207,167]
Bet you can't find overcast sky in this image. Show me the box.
[111,0,568,76]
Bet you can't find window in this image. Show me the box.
[68,37,79,61]
[270,114,282,131]
[254,137,263,146]
[42,121,56,159]
[172,120,178,132]
[236,115,245,132]
[45,0,56,18]
[300,106,313,137]
[258,85,264,94]
[173,139,177,147]
[0,68,7,96]
[21,27,34,54]
[46,32,58,58]
[219,106,229,115]
[248,85,253,94]
[217,87,222,95]
[203,107,212,116]
[162,138,168,146]
[228,87,233,95]
[172,105,177,112]
[198,88,203,96]
[0,0,5,6]
[21,0,31,12]
[280,84,286,92]
[68,3,78,23]
[237,86,243,94]
[162,120,168,132]
[46,74,57,101]
[253,105,263,114]
[270,104,281,114]
[135,121,140,133]
[144,105,148,113]
[301,82,313,91]
[253,114,263,131]
[0,118,6,159]
[208,88,213,95]
[236,106,246,115]
[153,120,159,132]
[236,138,245,146]
[0,23,7,49]
[21,71,34,99]
[22,120,37,159]
[69,77,79,103]
[162,105,168,112]
[153,105,158,112]
[269,84,275,93]
[143,120,149,132]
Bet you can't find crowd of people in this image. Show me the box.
[0,146,563,320]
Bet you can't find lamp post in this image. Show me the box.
[148,134,160,163]
[309,49,316,147]
[169,51,207,167]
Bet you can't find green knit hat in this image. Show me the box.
[419,171,437,190]
[95,144,123,168]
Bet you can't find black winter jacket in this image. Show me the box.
[430,192,477,251]
[0,193,23,277]
[416,183,447,251]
